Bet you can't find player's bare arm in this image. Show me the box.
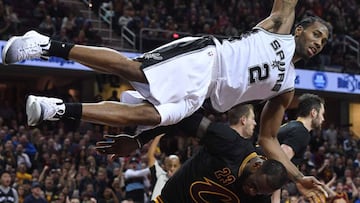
[257,90,303,180]
[256,0,298,34]
[258,91,327,203]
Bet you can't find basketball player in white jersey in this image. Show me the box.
[2,0,331,200]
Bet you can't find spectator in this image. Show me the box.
[123,157,150,203]
[323,124,338,148]
[18,134,37,162]
[2,140,17,172]
[24,182,47,203]
[0,171,18,203]
[61,11,77,40]
[354,152,360,169]
[93,167,108,199]
[68,197,80,203]
[330,180,352,202]
[48,0,66,30]
[16,184,26,203]
[32,0,47,23]
[38,15,56,37]
[118,5,134,31]
[16,163,32,186]
[147,134,181,200]
[43,176,57,202]
[111,175,125,201]
[107,90,120,102]
[333,156,346,179]
[0,0,10,40]
[77,165,94,197]
[99,186,119,203]
[15,144,32,170]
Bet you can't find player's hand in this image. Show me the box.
[95,134,140,157]
[295,176,328,203]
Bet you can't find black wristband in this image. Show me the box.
[64,103,82,119]
[48,40,75,59]
[136,126,172,146]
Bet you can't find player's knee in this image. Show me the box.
[130,64,147,83]
[142,105,162,125]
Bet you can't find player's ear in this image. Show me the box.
[310,108,318,118]
[240,115,246,125]
[251,160,262,169]
[294,25,304,37]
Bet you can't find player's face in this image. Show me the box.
[243,110,257,139]
[295,21,329,60]
[164,157,181,177]
[242,158,274,196]
[253,174,274,195]
[311,103,325,130]
[244,173,274,196]
[0,173,11,186]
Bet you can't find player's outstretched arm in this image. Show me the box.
[258,91,327,202]
[257,90,301,180]
[256,0,298,34]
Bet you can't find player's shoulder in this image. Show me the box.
[252,27,294,40]
[280,120,308,135]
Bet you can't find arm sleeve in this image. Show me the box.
[137,126,173,146]
[124,168,151,179]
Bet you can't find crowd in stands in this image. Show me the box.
[1,0,360,202]
[0,0,102,46]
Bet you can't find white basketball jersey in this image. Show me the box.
[208,27,296,112]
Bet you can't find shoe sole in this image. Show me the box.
[2,36,20,65]
[26,95,42,126]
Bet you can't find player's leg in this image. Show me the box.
[81,101,160,126]
[68,45,146,83]
[2,30,146,83]
[26,95,161,127]
[95,112,210,156]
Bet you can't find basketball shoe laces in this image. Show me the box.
[16,33,50,62]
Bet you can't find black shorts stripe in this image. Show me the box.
[135,36,216,69]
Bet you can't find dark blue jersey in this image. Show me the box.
[155,122,260,203]
[278,120,310,166]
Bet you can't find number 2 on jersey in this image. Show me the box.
[249,63,269,84]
